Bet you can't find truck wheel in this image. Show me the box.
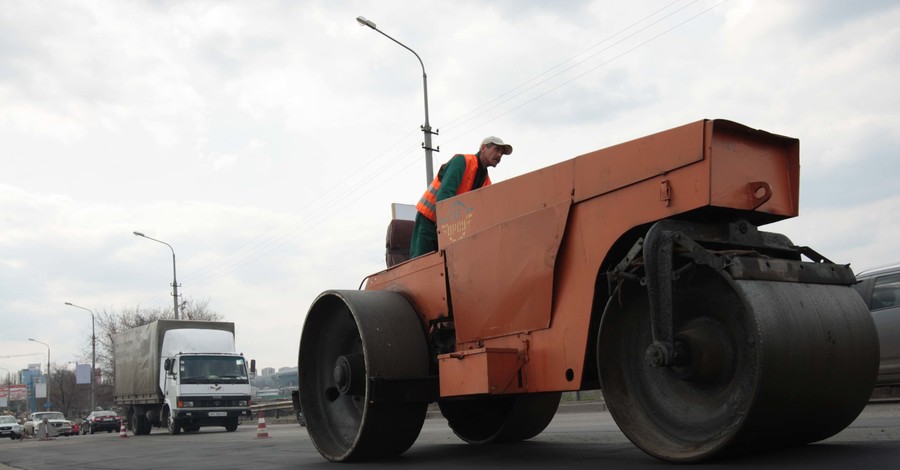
[133,415,150,436]
[598,265,879,462]
[167,415,181,435]
[142,418,152,435]
[224,418,238,432]
[299,290,429,462]
[438,392,561,444]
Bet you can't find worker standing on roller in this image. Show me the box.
[409,136,513,258]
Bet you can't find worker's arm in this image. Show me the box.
[434,154,467,202]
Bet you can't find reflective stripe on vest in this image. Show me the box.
[415,154,491,222]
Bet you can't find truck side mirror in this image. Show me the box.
[249,359,257,379]
[164,358,178,377]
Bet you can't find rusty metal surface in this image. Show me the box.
[573,120,706,203]
[365,119,812,396]
[437,347,524,396]
[364,251,450,329]
[445,200,570,344]
[708,120,799,218]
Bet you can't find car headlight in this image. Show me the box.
[238,400,248,407]
[178,401,194,407]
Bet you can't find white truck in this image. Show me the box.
[113,320,255,435]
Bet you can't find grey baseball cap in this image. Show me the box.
[481,136,513,155]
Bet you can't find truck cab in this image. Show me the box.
[161,352,255,434]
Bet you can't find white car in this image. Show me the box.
[24,411,73,437]
[854,262,900,385]
[0,415,22,440]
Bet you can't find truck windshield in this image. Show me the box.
[179,356,248,384]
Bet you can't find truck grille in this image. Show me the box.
[179,395,250,407]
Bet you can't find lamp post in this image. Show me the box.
[28,338,50,410]
[0,367,8,412]
[356,15,437,185]
[133,231,180,319]
[65,302,96,412]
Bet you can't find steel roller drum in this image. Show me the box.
[598,265,879,462]
[298,290,429,462]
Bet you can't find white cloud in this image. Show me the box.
[1,0,898,374]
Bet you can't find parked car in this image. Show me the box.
[69,421,80,435]
[0,415,22,440]
[854,262,900,385]
[23,411,73,437]
[81,410,121,434]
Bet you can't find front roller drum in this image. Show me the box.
[598,266,879,462]
[298,290,430,462]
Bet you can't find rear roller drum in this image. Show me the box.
[598,265,878,462]
[298,290,430,462]
[439,392,561,444]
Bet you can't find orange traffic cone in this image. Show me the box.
[255,412,270,439]
[119,421,128,438]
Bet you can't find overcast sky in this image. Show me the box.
[2,0,899,376]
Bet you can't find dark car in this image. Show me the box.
[81,410,121,434]
[854,262,900,385]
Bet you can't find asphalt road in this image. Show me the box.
[2,402,899,470]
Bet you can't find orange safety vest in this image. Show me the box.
[416,154,491,222]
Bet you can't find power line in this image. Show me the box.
[440,0,699,132]
[172,1,730,291]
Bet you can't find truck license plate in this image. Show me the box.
[209,412,227,417]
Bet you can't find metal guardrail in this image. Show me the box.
[250,399,295,419]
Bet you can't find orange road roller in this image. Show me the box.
[296,119,878,463]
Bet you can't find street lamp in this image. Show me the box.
[133,231,180,319]
[356,15,437,185]
[0,367,8,405]
[28,338,50,410]
[65,302,96,412]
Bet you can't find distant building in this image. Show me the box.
[252,367,298,401]
[260,367,275,377]
[270,367,298,389]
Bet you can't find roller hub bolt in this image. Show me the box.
[333,353,365,396]
[645,340,688,368]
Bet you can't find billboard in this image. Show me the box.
[76,363,91,385]
[0,384,28,402]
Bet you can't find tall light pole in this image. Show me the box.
[0,367,8,409]
[133,231,180,319]
[28,338,50,410]
[65,302,96,412]
[356,15,437,185]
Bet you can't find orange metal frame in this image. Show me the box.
[364,119,800,398]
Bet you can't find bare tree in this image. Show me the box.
[50,367,79,418]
